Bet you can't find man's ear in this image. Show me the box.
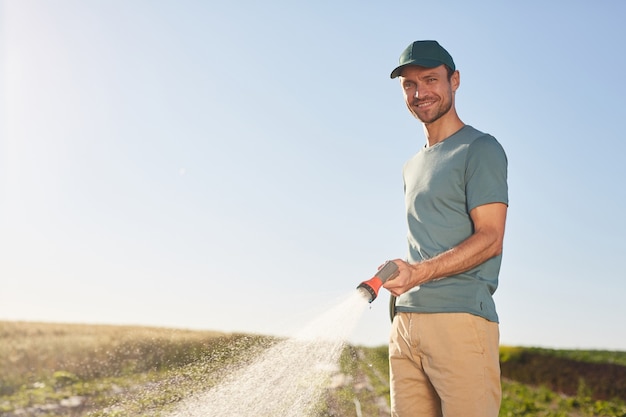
[451,70,460,92]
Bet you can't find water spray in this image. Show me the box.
[356,261,399,303]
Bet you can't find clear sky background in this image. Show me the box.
[2,0,625,350]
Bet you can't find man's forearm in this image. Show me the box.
[417,227,504,284]
[383,202,507,296]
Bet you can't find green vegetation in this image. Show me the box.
[1,321,625,416]
[523,347,626,367]
[500,346,626,401]
[319,345,391,416]
[500,378,626,417]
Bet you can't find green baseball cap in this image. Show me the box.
[390,40,455,79]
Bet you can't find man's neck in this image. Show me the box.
[423,113,465,147]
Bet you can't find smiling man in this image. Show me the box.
[383,41,509,417]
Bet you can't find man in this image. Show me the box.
[382,40,508,417]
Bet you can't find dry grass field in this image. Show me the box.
[1,321,625,417]
[1,321,225,382]
[1,321,275,416]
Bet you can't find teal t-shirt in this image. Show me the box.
[395,125,508,322]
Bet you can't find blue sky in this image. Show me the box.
[1,0,625,350]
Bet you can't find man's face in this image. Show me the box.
[399,65,459,124]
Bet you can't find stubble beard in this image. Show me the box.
[409,94,453,125]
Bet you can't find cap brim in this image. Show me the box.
[390,58,446,79]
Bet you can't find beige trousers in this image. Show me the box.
[389,312,501,417]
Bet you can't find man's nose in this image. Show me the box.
[414,84,426,99]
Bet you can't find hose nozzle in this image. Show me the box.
[357,261,399,303]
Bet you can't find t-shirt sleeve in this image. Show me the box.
[465,135,508,211]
